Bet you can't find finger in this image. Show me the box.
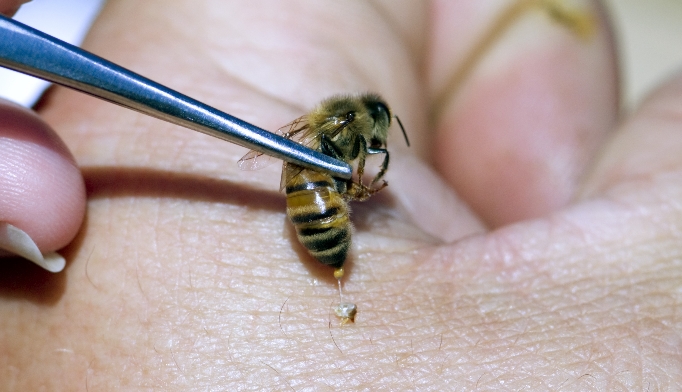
[0,0,30,16]
[580,70,682,198]
[387,154,485,242]
[0,99,86,254]
[427,0,619,227]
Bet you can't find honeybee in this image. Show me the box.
[239,93,408,273]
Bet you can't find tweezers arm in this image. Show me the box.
[0,15,352,179]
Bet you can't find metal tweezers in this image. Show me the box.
[0,15,352,179]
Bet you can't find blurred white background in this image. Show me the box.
[0,0,680,110]
[0,0,105,106]
[603,0,682,108]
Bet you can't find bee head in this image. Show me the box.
[361,94,391,147]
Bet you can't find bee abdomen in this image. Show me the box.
[289,206,341,225]
[286,177,351,268]
[298,225,351,267]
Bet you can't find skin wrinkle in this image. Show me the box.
[302,2,410,95]
[431,0,602,119]
[201,43,310,115]
[202,4,368,105]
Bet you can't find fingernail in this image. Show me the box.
[0,222,66,273]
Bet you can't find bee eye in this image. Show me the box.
[366,101,391,124]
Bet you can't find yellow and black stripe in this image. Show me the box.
[285,168,351,268]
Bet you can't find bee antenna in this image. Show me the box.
[394,115,410,147]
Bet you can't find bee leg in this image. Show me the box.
[319,134,372,200]
[346,182,373,201]
[351,137,391,198]
[346,172,386,201]
[320,134,355,192]
[320,134,344,161]
[367,147,389,186]
[351,136,367,185]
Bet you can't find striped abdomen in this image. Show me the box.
[285,168,351,268]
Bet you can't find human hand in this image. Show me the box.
[0,0,26,16]
[0,0,86,272]
[3,0,681,389]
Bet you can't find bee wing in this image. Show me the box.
[237,116,312,171]
[237,149,276,171]
[238,114,345,191]
[276,115,357,190]
[279,116,319,146]
[279,162,306,191]
[277,115,337,191]
[319,117,352,140]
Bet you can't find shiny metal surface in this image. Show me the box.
[0,15,352,179]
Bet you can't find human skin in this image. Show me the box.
[2,0,682,390]
[0,0,85,255]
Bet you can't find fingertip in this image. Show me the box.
[430,1,618,226]
[0,100,86,254]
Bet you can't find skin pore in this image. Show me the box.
[2,0,682,389]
